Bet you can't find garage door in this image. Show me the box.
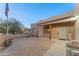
[59,27,68,40]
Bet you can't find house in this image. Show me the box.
[31,11,79,41]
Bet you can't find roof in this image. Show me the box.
[42,17,76,25]
[32,11,74,26]
[38,11,74,24]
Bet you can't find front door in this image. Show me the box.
[52,27,58,39]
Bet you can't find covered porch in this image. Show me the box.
[41,18,76,40]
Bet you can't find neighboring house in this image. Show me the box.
[21,28,31,34]
[31,11,79,41]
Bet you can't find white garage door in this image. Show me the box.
[59,27,68,40]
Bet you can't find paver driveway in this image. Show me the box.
[0,37,66,56]
[0,37,53,56]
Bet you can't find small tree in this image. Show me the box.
[8,18,24,34]
[0,18,25,34]
[0,18,7,34]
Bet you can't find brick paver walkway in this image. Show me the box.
[0,37,53,56]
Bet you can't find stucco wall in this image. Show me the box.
[0,34,5,46]
[0,34,28,46]
[38,25,43,37]
[74,4,79,41]
[75,16,79,41]
[31,24,38,36]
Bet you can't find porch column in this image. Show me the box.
[49,25,52,40]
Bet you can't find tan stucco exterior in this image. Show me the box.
[31,11,79,41]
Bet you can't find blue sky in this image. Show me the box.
[0,3,75,28]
